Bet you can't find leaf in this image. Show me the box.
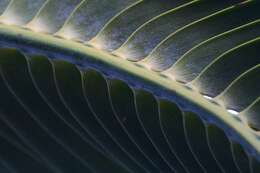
[0,0,259,172]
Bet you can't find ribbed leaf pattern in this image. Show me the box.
[0,0,259,172]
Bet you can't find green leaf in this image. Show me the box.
[0,0,259,172]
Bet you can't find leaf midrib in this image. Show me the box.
[0,23,259,157]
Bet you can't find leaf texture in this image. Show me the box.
[0,0,259,172]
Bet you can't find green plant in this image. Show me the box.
[0,0,259,172]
